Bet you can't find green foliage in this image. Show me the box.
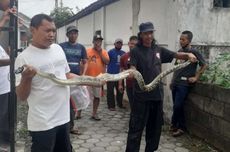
[200,52,230,88]
[50,7,74,26]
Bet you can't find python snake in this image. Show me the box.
[16,61,190,92]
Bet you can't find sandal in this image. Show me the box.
[75,116,82,120]
[70,129,81,135]
[169,125,177,132]
[91,115,101,121]
[172,129,184,137]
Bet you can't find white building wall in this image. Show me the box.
[139,0,169,45]
[104,0,133,51]
[78,14,94,48]
[94,8,103,34]
[177,0,230,45]
[56,26,66,43]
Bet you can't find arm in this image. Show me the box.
[81,59,88,75]
[0,7,16,30]
[118,66,125,92]
[188,63,208,83]
[98,51,109,65]
[16,65,36,101]
[175,52,197,62]
[66,72,78,79]
[0,59,10,66]
[0,9,10,28]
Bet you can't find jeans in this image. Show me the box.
[171,85,190,130]
[30,123,72,152]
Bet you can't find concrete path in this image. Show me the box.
[15,98,218,152]
[69,100,190,152]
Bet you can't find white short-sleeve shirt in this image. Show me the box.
[0,45,10,94]
[15,44,70,131]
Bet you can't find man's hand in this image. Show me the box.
[21,65,37,80]
[188,76,198,83]
[118,84,124,93]
[188,53,197,63]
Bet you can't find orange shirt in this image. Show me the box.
[85,48,109,77]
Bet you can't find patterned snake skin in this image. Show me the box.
[34,61,191,92]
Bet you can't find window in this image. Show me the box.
[214,0,230,8]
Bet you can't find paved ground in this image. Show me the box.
[69,101,190,152]
[15,98,218,152]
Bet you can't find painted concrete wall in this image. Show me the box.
[176,0,230,45]
[139,0,169,45]
[104,0,132,51]
[77,14,94,48]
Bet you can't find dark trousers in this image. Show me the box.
[30,123,72,152]
[171,85,190,130]
[69,100,75,130]
[107,81,124,108]
[126,99,163,152]
[0,92,10,145]
[126,87,134,110]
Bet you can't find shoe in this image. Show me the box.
[172,129,184,137]
[91,115,101,121]
[70,128,81,135]
[75,116,82,120]
[0,146,8,152]
[109,108,116,111]
[169,125,177,132]
[118,105,126,109]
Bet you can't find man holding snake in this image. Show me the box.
[15,14,73,152]
[125,22,197,152]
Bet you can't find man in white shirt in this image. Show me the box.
[15,14,75,152]
[0,0,14,150]
[0,45,10,150]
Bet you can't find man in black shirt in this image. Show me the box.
[125,22,197,152]
[170,31,207,137]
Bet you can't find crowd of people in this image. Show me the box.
[0,4,207,151]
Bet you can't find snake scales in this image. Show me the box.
[34,61,190,92]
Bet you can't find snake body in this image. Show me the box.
[36,61,190,92]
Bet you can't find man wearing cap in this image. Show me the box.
[85,33,109,121]
[125,22,197,152]
[106,38,125,111]
[59,25,88,135]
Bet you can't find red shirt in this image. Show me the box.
[120,52,133,88]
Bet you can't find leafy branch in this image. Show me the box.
[200,52,230,88]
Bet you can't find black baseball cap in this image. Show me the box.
[139,22,155,32]
[93,34,103,41]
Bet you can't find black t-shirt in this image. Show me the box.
[172,47,206,86]
[130,44,176,101]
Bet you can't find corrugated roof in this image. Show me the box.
[57,0,120,28]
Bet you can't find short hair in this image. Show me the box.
[129,35,138,41]
[182,30,193,42]
[30,14,53,28]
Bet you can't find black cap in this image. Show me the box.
[139,22,155,32]
[93,34,103,41]
[66,26,78,34]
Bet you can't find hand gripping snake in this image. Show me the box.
[15,61,190,92]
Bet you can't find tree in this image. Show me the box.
[50,6,74,26]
